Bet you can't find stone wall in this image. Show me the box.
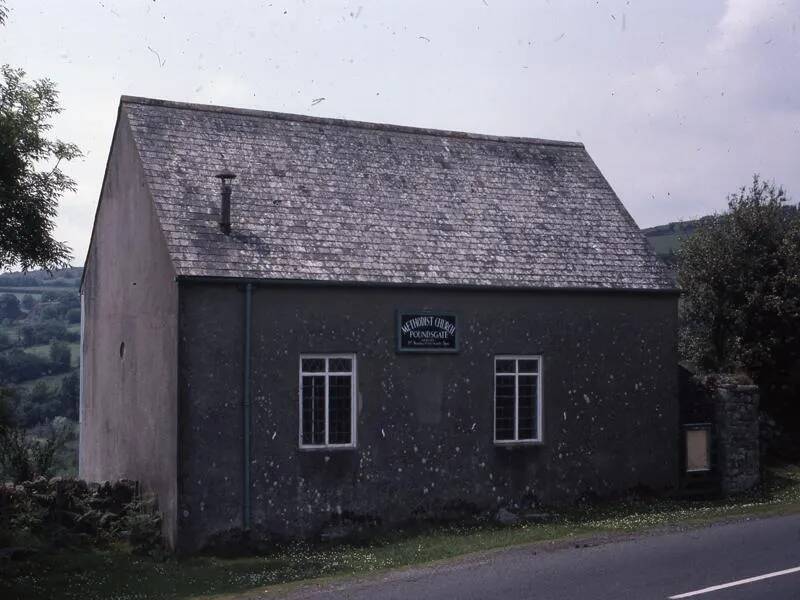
[713,382,760,494]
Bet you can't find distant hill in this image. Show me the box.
[0,267,82,290]
[642,219,700,265]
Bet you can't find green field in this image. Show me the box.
[0,275,81,400]
[641,219,699,258]
[22,341,80,365]
[17,372,74,392]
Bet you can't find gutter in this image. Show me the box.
[175,275,681,297]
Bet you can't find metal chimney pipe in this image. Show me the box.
[215,170,236,235]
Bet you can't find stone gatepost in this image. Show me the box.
[714,383,760,494]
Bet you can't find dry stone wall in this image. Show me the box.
[714,383,760,494]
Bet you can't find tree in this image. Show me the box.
[0,330,10,351]
[22,380,57,425]
[0,292,21,319]
[41,302,65,321]
[0,388,15,429]
[0,65,80,271]
[678,175,800,419]
[20,293,34,311]
[49,340,71,371]
[56,370,79,420]
[0,349,51,384]
[18,319,67,345]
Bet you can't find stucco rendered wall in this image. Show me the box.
[80,112,179,547]
[177,283,679,551]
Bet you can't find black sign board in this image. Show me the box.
[397,312,458,353]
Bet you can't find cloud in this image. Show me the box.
[594,0,800,224]
[711,0,791,53]
[3,0,799,260]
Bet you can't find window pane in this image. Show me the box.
[301,358,325,372]
[495,375,516,440]
[329,357,352,372]
[496,359,515,374]
[518,359,538,374]
[328,375,352,444]
[301,375,325,445]
[518,375,538,440]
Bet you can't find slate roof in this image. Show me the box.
[120,96,674,290]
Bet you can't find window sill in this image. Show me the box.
[494,440,544,447]
[298,445,357,452]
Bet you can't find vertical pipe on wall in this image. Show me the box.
[243,283,253,531]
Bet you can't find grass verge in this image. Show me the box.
[3,464,799,600]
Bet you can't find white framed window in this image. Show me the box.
[299,354,357,449]
[494,355,543,444]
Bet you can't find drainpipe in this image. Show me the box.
[243,283,252,531]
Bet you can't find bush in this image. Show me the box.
[0,477,163,555]
[0,349,52,384]
[20,293,34,311]
[40,302,66,321]
[0,293,21,320]
[65,307,80,324]
[18,319,67,345]
[49,340,71,372]
[11,375,78,427]
[16,382,59,427]
[0,417,71,484]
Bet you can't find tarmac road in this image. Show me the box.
[268,514,800,599]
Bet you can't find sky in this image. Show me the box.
[1,0,799,266]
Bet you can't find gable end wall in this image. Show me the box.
[79,111,179,547]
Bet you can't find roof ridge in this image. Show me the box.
[120,95,585,148]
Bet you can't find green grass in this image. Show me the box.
[3,465,799,600]
[20,343,50,358]
[646,232,682,256]
[21,341,79,365]
[16,372,71,392]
